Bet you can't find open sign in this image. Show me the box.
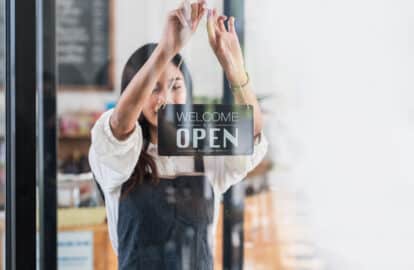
[158,104,253,156]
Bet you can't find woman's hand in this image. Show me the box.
[159,0,207,57]
[207,8,247,86]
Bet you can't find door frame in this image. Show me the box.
[5,0,37,269]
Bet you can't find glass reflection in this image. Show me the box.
[56,1,276,270]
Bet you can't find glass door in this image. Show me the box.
[48,0,281,269]
[3,0,410,269]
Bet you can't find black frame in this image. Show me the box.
[37,0,57,269]
[5,0,37,269]
[5,0,57,269]
[222,1,246,270]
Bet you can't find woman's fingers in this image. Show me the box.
[197,0,206,16]
[208,8,222,38]
[228,16,236,33]
[191,3,198,28]
[175,9,190,28]
[210,8,229,33]
[188,1,208,31]
[217,16,228,32]
[192,3,206,30]
[197,1,207,22]
[198,0,206,18]
[182,0,192,22]
[207,9,216,44]
[212,8,219,32]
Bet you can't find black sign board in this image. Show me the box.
[56,0,113,90]
[158,104,254,156]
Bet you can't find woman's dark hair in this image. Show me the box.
[121,43,193,195]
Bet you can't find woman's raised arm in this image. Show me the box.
[207,9,264,138]
[110,1,206,140]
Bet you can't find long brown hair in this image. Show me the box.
[120,43,193,196]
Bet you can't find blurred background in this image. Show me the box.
[1,0,414,269]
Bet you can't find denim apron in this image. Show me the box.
[117,155,215,270]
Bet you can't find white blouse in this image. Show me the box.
[88,108,269,255]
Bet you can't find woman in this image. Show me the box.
[89,2,268,269]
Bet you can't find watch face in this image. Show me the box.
[158,104,254,156]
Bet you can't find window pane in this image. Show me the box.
[54,1,277,269]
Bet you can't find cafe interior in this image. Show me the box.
[0,0,413,269]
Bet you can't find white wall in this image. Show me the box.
[246,0,414,269]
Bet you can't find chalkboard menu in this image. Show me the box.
[57,0,113,90]
[0,0,5,90]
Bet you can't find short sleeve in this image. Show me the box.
[205,132,269,194]
[88,108,143,193]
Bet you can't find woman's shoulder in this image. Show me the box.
[88,108,144,193]
[90,108,143,148]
